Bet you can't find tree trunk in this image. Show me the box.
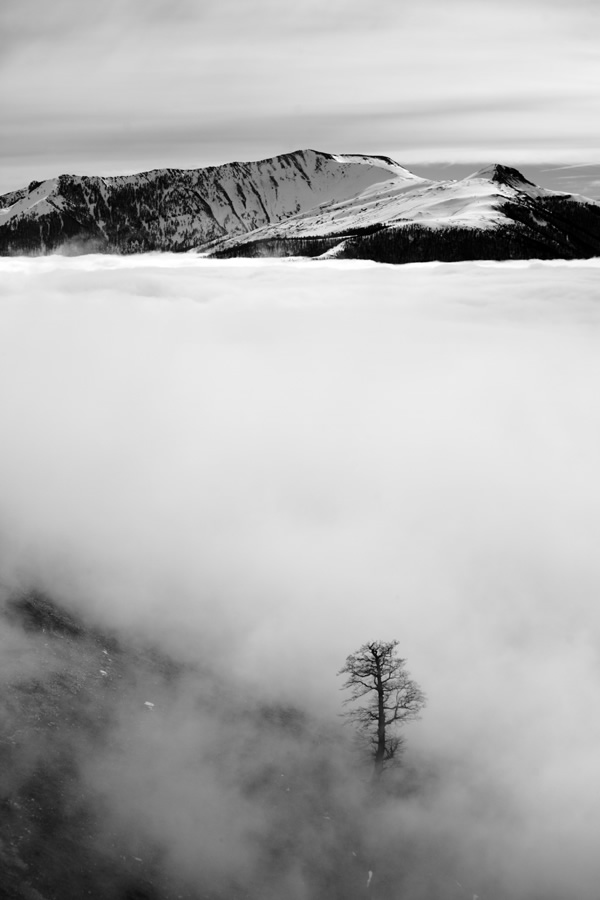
[374,655,385,778]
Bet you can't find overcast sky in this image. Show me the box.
[2,0,600,195]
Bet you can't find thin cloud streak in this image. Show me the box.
[1,0,599,193]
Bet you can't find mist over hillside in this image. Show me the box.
[2,256,600,898]
[1,589,379,900]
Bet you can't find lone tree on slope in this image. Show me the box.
[338,640,426,778]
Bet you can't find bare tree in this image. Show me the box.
[339,640,426,778]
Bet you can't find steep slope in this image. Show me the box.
[0,150,421,255]
[206,163,600,263]
[0,589,377,900]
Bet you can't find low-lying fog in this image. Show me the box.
[2,255,600,899]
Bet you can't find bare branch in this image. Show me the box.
[338,639,426,778]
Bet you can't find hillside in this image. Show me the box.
[0,590,377,900]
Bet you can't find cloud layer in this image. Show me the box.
[2,256,600,896]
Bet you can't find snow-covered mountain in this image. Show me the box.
[1,150,599,262]
[0,150,418,255]
[205,162,600,263]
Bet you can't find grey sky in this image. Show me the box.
[2,0,600,194]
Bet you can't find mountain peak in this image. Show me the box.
[465,164,535,188]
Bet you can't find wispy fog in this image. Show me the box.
[2,255,600,897]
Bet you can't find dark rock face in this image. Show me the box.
[7,591,84,637]
[467,164,537,188]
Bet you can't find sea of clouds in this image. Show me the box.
[2,254,600,898]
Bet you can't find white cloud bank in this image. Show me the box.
[2,255,600,896]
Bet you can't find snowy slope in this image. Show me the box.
[206,162,600,263]
[1,150,599,262]
[205,165,552,245]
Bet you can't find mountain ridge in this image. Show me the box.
[1,149,599,262]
